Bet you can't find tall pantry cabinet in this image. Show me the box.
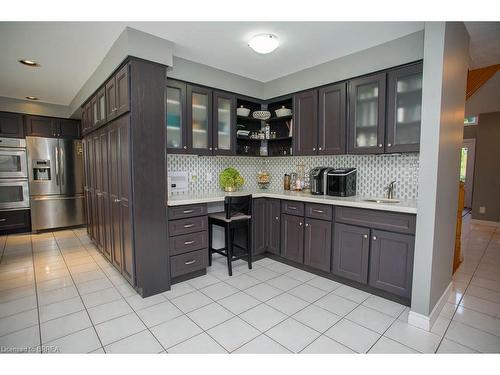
[82,58,169,297]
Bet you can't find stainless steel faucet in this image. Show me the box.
[385,180,396,199]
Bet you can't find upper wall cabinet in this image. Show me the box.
[293,89,318,156]
[105,64,130,122]
[318,82,347,155]
[348,73,386,154]
[25,115,80,138]
[386,63,423,153]
[166,80,187,153]
[187,85,213,155]
[212,91,236,155]
[0,112,24,138]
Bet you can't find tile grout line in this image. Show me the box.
[29,233,44,353]
[434,229,495,353]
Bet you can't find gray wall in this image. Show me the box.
[263,31,424,99]
[465,72,500,116]
[0,96,70,118]
[470,111,500,222]
[411,22,469,317]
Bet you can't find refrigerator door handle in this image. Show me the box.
[55,145,60,186]
[60,143,65,186]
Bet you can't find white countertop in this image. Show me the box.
[167,190,417,214]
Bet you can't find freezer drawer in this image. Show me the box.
[30,195,85,231]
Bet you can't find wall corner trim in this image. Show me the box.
[408,281,452,331]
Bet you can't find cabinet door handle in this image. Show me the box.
[319,147,322,151]
[299,222,303,226]
[96,192,103,196]
[378,144,383,148]
[312,147,316,151]
[183,146,187,150]
[184,259,196,265]
[183,223,194,228]
[363,234,368,239]
[288,206,297,210]
[184,240,195,245]
[372,236,377,240]
[183,209,194,214]
[275,216,279,220]
[313,209,324,213]
[0,218,6,222]
[388,143,392,147]
[209,147,212,151]
[113,198,121,203]
[305,223,309,227]
[214,147,218,151]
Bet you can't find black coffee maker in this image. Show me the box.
[309,167,333,195]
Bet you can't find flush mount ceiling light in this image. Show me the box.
[19,59,40,67]
[25,96,39,100]
[248,34,279,54]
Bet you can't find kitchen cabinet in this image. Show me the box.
[368,229,414,299]
[332,223,370,283]
[58,119,81,138]
[386,63,422,153]
[318,83,346,155]
[166,80,187,153]
[98,128,111,261]
[105,64,130,121]
[293,89,318,156]
[0,112,24,138]
[252,198,266,255]
[348,73,386,154]
[281,214,304,263]
[92,133,102,250]
[304,218,332,272]
[0,209,30,234]
[96,87,107,127]
[82,100,93,134]
[266,199,281,255]
[83,137,93,238]
[187,84,213,155]
[108,122,122,270]
[25,115,80,138]
[105,76,117,120]
[212,91,236,155]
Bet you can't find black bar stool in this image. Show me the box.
[208,195,252,276]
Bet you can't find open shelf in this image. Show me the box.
[266,115,292,123]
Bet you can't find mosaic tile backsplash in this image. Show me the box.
[167,153,420,200]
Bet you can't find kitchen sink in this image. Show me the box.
[363,198,401,204]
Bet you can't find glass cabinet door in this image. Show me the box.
[166,80,187,153]
[187,85,212,155]
[387,63,422,152]
[348,73,386,154]
[213,92,235,155]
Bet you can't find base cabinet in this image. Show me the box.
[332,223,370,283]
[281,214,304,263]
[266,199,281,255]
[368,229,414,299]
[252,198,266,255]
[304,218,332,272]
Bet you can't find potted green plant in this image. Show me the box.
[219,167,244,192]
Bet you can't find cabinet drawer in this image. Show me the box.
[305,203,332,220]
[281,200,305,216]
[170,249,208,278]
[335,206,416,234]
[169,231,208,256]
[0,209,30,232]
[168,216,208,236]
[168,204,208,220]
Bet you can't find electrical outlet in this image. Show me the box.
[206,172,213,182]
[479,206,486,214]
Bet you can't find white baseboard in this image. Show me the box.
[471,219,500,227]
[408,282,452,331]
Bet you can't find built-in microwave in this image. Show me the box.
[0,138,28,179]
[0,179,30,210]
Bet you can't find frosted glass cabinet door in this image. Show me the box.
[386,63,423,153]
[166,80,187,153]
[213,91,236,155]
[348,73,386,154]
[187,85,213,155]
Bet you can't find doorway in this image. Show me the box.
[460,138,476,208]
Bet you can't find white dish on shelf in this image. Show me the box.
[237,106,251,117]
[275,106,292,117]
[252,110,271,120]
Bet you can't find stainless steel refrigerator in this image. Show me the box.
[26,137,85,231]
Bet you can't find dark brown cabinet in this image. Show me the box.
[386,63,422,153]
[105,77,117,120]
[252,198,267,255]
[58,119,81,138]
[166,80,188,153]
[368,229,414,298]
[187,85,213,155]
[266,199,281,255]
[25,115,80,138]
[293,90,318,156]
[98,129,111,261]
[105,64,130,122]
[348,73,386,154]
[212,91,236,155]
[96,87,107,127]
[281,214,304,263]
[108,122,122,270]
[304,218,332,272]
[0,209,30,234]
[318,83,346,155]
[332,223,370,283]
[0,112,24,138]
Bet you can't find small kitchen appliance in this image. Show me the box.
[326,168,357,197]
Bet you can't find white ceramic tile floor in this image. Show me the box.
[1,221,499,353]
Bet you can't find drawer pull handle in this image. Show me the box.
[313,209,324,213]
[183,210,194,214]
[184,240,195,245]
[288,206,297,210]
[363,234,368,239]
[0,218,6,222]
[373,236,377,240]
[183,224,194,228]
[184,259,196,265]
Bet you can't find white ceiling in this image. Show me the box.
[465,22,500,68]
[0,22,425,106]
